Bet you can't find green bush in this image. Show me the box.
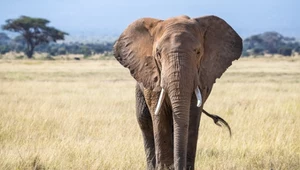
[57,47,67,55]
[278,47,292,56]
[0,45,10,54]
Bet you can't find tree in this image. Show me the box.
[243,31,300,57]
[0,32,10,45]
[2,16,68,58]
[0,45,10,54]
[295,46,300,53]
[0,33,11,54]
[278,47,292,56]
[10,35,26,53]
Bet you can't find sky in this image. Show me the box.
[0,0,299,39]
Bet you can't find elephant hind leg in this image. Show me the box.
[136,84,156,170]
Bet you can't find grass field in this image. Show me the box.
[0,57,299,169]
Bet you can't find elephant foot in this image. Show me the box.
[156,163,174,170]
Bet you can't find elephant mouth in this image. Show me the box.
[154,86,202,115]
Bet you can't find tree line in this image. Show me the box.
[1,16,300,59]
[0,16,113,58]
[0,33,113,57]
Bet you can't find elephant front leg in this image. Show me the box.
[144,89,174,169]
[136,85,156,170]
[187,94,202,170]
[152,108,174,170]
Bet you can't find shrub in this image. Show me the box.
[278,47,292,56]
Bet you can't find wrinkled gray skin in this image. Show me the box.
[114,15,242,170]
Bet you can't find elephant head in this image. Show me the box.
[114,15,242,169]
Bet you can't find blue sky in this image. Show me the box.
[0,0,299,38]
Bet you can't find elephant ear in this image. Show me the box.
[114,18,162,90]
[194,16,243,97]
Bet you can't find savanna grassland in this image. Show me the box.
[0,57,299,170]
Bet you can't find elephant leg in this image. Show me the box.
[143,89,174,169]
[186,94,202,170]
[152,104,174,170]
[136,85,156,170]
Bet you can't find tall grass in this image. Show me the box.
[0,57,299,169]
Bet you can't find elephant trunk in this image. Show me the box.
[169,86,191,169]
[162,53,196,169]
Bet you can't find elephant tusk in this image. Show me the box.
[154,88,166,115]
[195,87,202,107]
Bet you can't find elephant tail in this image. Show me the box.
[202,109,232,137]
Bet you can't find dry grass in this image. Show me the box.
[0,57,299,169]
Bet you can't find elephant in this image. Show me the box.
[113,15,242,170]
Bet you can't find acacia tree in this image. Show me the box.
[2,16,68,58]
